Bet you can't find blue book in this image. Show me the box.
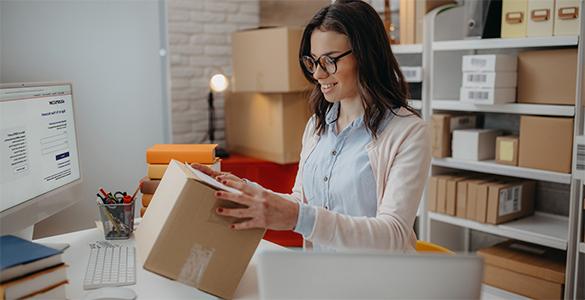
[0,235,63,283]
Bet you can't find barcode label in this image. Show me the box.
[403,69,416,78]
[468,90,490,100]
[499,185,522,216]
[400,67,422,82]
[470,58,487,68]
[577,144,585,170]
[467,73,487,83]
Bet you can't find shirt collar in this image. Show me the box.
[325,102,340,125]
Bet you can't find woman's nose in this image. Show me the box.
[312,64,328,80]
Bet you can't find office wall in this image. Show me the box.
[0,0,170,238]
[167,0,259,144]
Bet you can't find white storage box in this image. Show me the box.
[460,87,516,104]
[400,66,423,83]
[526,0,555,37]
[554,0,582,36]
[462,72,517,88]
[452,129,501,161]
[462,54,517,72]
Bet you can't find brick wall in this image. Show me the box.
[167,0,259,144]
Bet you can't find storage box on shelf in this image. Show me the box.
[425,4,582,298]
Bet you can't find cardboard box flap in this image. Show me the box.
[477,240,565,284]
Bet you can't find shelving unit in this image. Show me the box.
[429,212,568,250]
[432,158,572,184]
[481,285,530,300]
[391,43,423,54]
[418,4,585,299]
[432,100,575,117]
[408,99,422,110]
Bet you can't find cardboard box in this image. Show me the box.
[462,54,517,72]
[518,116,574,173]
[456,175,484,218]
[432,114,477,158]
[437,176,450,214]
[517,49,578,105]
[446,176,468,216]
[452,129,501,161]
[501,0,528,38]
[460,87,516,104]
[554,0,582,36]
[428,176,439,212]
[478,240,565,299]
[461,71,517,88]
[496,136,519,166]
[231,27,310,92]
[135,160,265,299]
[225,91,311,164]
[487,180,535,224]
[466,178,497,220]
[526,0,555,37]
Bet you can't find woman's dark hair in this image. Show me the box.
[299,0,419,138]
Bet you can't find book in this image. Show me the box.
[146,144,217,164]
[26,281,67,300]
[147,160,220,180]
[0,236,63,283]
[140,177,161,194]
[142,193,153,207]
[0,264,67,300]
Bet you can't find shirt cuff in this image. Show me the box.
[293,203,317,237]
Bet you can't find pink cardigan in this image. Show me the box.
[277,107,431,251]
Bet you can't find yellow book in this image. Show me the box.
[146,144,217,164]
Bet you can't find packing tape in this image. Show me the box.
[178,243,215,287]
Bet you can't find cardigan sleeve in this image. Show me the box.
[303,117,431,251]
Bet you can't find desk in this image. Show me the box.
[35,224,286,299]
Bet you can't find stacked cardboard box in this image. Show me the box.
[229,27,312,164]
[460,54,517,105]
[142,144,220,217]
[428,173,535,225]
[478,240,565,299]
[431,113,477,158]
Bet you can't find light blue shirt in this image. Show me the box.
[294,102,381,251]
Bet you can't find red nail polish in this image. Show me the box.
[222,180,227,184]
[217,208,223,213]
[230,224,235,229]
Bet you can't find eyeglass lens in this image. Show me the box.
[302,56,337,74]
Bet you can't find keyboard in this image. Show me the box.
[83,242,136,290]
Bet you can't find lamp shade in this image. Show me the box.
[209,73,229,92]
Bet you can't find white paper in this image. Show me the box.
[185,163,242,195]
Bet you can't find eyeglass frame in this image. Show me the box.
[301,49,353,75]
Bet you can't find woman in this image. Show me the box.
[193,0,431,251]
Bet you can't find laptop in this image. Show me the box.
[257,250,483,299]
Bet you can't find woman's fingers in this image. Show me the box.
[190,163,221,177]
[216,173,241,183]
[215,190,252,206]
[231,219,261,230]
[221,179,262,197]
[216,207,250,218]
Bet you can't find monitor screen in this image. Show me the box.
[0,83,81,213]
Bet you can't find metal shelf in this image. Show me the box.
[431,100,575,117]
[408,99,422,110]
[432,158,572,184]
[481,284,530,300]
[391,43,423,54]
[433,36,578,51]
[429,212,569,250]
[580,243,585,254]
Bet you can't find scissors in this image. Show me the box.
[113,191,127,203]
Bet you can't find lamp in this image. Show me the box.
[208,73,230,158]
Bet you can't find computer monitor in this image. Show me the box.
[0,82,82,238]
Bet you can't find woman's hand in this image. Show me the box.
[214,179,299,231]
[190,163,243,184]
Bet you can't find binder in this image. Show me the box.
[527,0,555,37]
[501,0,528,38]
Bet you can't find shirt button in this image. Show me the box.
[331,150,337,156]
[323,176,328,182]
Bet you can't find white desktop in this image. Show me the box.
[0,82,82,238]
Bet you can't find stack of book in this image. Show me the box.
[141,144,221,217]
[0,235,68,299]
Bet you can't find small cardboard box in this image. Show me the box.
[231,27,310,92]
[518,116,574,173]
[432,114,477,158]
[460,87,516,104]
[446,176,468,216]
[452,129,501,161]
[428,176,439,212]
[486,180,535,224]
[496,136,519,166]
[478,240,565,299]
[437,176,451,214]
[517,49,578,105]
[462,54,517,72]
[466,178,498,221]
[135,160,265,299]
[455,175,485,218]
[225,91,311,164]
[461,71,517,88]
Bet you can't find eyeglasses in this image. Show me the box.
[301,50,352,75]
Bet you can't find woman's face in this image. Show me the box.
[310,29,358,103]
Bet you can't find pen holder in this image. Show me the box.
[97,199,135,240]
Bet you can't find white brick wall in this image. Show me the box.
[168,0,259,144]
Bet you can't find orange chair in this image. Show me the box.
[415,240,455,255]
